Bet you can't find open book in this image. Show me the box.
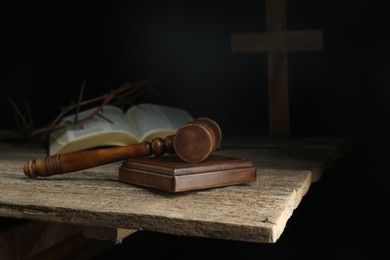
[49,103,194,155]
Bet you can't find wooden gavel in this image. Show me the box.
[23,117,222,178]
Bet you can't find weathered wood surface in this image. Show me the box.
[0,137,349,243]
[216,135,351,182]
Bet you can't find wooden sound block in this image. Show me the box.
[118,155,257,193]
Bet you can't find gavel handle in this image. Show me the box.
[24,137,172,178]
[23,117,222,178]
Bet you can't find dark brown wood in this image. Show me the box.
[173,117,222,163]
[118,155,256,192]
[230,0,323,137]
[266,0,289,137]
[23,117,222,178]
[23,142,152,178]
[231,31,323,53]
[268,50,290,136]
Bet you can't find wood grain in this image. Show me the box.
[231,31,323,53]
[0,142,314,243]
[118,155,256,192]
[230,0,324,137]
[22,117,222,178]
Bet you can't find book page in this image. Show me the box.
[49,105,139,155]
[63,105,138,141]
[126,103,194,141]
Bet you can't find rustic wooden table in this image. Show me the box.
[0,136,350,258]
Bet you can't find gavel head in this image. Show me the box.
[173,117,222,163]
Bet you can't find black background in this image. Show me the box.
[1,0,389,259]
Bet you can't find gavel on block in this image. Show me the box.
[23,117,222,178]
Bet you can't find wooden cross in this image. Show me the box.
[231,0,323,136]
